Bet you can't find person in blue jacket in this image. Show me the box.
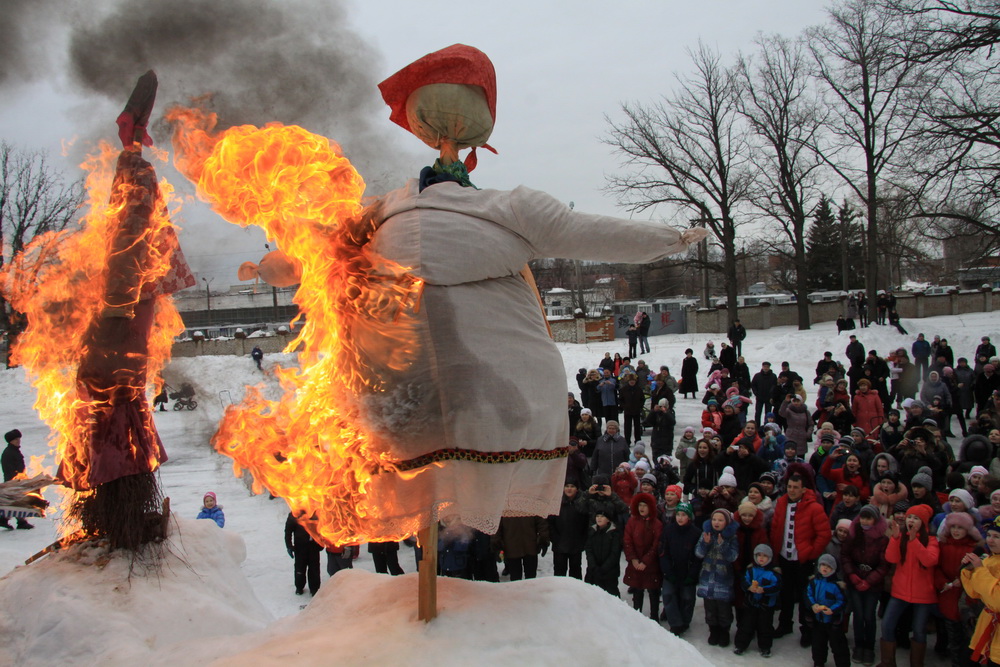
[734,543,782,657]
[695,508,740,647]
[196,491,225,528]
[807,553,850,667]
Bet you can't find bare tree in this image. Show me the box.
[737,34,826,329]
[806,0,934,304]
[0,142,84,349]
[604,42,751,315]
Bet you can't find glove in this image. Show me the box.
[855,580,870,592]
[540,542,549,557]
[287,548,294,559]
[848,574,862,587]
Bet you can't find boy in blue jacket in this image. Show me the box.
[806,553,850,667]
[734,543,781,658]
[695,508,740,647]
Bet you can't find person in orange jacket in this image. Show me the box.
[877,504,940,667]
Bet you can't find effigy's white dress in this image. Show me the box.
[356,179,696,536]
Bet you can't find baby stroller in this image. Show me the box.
[169,382,198,411]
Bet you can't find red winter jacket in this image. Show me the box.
[852,390,885,433]
[612,470,638,507]
[886,533,940,604]
[934,535,979,620]
[623,492,663,590]
[769,488,832,562]
[840,514,890,591]
[820,455,871,506]
[735,510,769,572]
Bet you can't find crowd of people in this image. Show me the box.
[558,326,1000,666]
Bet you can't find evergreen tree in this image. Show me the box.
[806,195,841,290]
[837,201,865,290]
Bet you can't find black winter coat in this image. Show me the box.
[548,494,590,555]
[681,356,699,393]
[618,382,646,416]
[1,444,24,482]
[659,520,702,586]
[585,522,622,582]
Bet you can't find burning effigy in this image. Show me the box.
[0,71,194,551]
[165,44,707,553]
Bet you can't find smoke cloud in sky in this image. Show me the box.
[0,0,418,284]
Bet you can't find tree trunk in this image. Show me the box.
[795,232,811,330]
[866,167,879,308]
[723,222,739,319]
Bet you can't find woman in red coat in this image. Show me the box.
[878,504,940,667]
[624,492,663,620]
[852,379,885,434]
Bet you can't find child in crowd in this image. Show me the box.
[659,502,701,636]
[629,442,648,467]
[933,488,981,538]
[734,544,781,658]
[807,554,850,667]
[829,484,862,528]
[585,509,622,596]
[871,471,908,518]
[757,472,779,500]
[675,426,699,475]
[935,512,980,666]
[967,465,989,505]
[772,441,805,490]
[695,508,739,647]
[196,491,225,528]
[824,519,852,575]
[659,484,682,523]
[439,516,473,578]
[653,455,680,492]
[624,493,663,619]
[612,462,637,507]
[548,479,590,580]
[841,505,889,665]
[979,488,1000,523]
[757,423,785,465]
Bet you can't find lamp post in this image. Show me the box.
[202,277,213,327]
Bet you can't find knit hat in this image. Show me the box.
[764,423,781,434]
[893,500,910,514]
[910,470,933,491]
[943,511,976,533]
[759,472,778,486]
[204,491,217,501]
[617,461,632,472]
[707,398,719,406]
[684,426,696,434]
[907,504,933,527]
[836,518,853,532]
[922,418,939,427]
[719,466,738,488]
[726,386,739,396]
[676,502,695,520]
[901,398,914,409]
[817,553,838,574]
[665,484,683,498]
[657,398,669,407]
[738,500,758,517]
[702,427,716,436]
[821,422,835,432]
[580,408,592,416]
[635,460,651,473]
[3,429,21,444]
[911,399,926,410]
[656,455,673,467]
[605,420,620,431]
[633,442,646,455]
[641,473,658,488]
[711,508,733,525]
[970,465,989,478]
[948,488,975,511]
[753,543,773,564]
[859,505,880,522]
[796,394,806,402]
[820,433,836,444]
[592,474,610,487]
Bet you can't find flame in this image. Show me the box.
[0,142,184,532]
[168,106,424,546]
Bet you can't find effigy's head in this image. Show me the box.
[378,44,496,168]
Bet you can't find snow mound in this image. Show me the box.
[213,569,714,667]
[0,518,271,667]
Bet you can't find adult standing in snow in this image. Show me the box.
[728,319,746,357]
[0,429,31,530]
[751,362,777,425]
[975,336,997,374]
[857,292,869,328]
[285,512,323,596]
[638,311,651,355]
[492,515,549,581]
[975,364,1000,415]
[597,369,619,425]
[591,422,629,477]
[846,334,866,370]
[251,345,263,370]
[719,341,737,374]
[912,333,932,380]
[196,492,225,528]
[680,349,699,399]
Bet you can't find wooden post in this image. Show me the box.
[417,521,438,622]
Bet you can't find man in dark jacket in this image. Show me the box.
[618,375,646,444]
[975,364,1000,414]
[643,398,677,459]
[845,335,865,369]
[751,362,778,425]
[814,352,840,384]
[719,342,738,373]
[284,512,323,595]
[911,333,932,380]
[728,319,747,356]
[975,336,997,373]
[591,422,629,476]
[493,515,549,580]
[638,311,652,355]
[567,392,582,432]
[1,429,31,530]
[547,480,590,579]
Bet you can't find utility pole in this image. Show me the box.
[202,277,213,327]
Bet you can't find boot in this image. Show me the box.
[908,641,925,667]
[932,625,948,656]
[648,593,660,622]
[708,626,720,646]
[717,626,730,647]
[876,640,896,667]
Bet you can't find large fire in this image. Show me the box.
[168,107,424,547]
[0,142,184,530]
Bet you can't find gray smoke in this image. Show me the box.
[65,0,407,190]
[0,0,59,86]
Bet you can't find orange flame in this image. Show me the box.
[168,107,424,547]
[0,142,184,523]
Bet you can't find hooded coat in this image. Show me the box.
[885,532,940,604]
[778,399,814,456]
[694,517,739,601]
[852,389,884,433]
[623,493,663,590]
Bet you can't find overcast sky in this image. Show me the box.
[0,0,831,288]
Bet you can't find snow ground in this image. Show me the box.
[0,311,996,665]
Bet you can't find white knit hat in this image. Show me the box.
[719,466,738,488]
